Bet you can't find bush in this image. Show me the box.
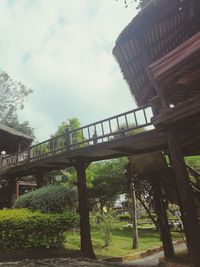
[15,184,77,213]
[118,213,131,222]
[91,211,118,247]
[0,209,78,250]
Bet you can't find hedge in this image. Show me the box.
[15,184,77,213]
[118,213,131,222]
[0,209,78,250]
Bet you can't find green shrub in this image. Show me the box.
[91,211,119,247]
[0,209,78,250]
[15,184,77,213]
[118,213,131,222]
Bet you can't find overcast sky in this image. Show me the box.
[0,0,138,141]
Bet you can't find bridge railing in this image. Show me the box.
[69,105,153,148]
[1,105,153,168]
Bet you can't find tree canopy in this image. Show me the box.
[0,71,32,124]
[0,70,34,137]
[118,0,151,9]
[54,117,81,135]
[134,0,151,9]
[88,158,128,210]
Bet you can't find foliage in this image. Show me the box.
[118,213,131,222]
[15,184,77,213]
[46,119,80,184]
[134,0,151,9]
[6,116,35,138]
[88,158,128,210]
[0,70,33,124]
[54,117,83,146]
[185,156,200,172]
[91,211,119,247]
[55,118,81,135]
[0,209,77,250]
[117,0,150,9]
[124,163,159,229]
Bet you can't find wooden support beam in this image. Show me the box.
[16,180,20,199]
[34,171,45,188]
[151,177,175,259]
[65,127,72,150]
[74,161,95,259]
[168,131,200,267]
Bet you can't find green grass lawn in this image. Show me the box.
[65,227,181,258]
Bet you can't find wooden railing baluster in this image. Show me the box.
[125,115,129,128]
[116,117,120,130]
[133,111,138,126]
[143,108,148,124]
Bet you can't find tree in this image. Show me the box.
[117,0,150,9]
[54,117,81,135]
[0,70,33,124]
[134,0,151,9]
[88,158,128,211]
[125,163,139,249]
[0,71,34,208]
[6,115,35,138]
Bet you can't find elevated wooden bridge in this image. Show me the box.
[0,105,165,178]
[1,98,200,180]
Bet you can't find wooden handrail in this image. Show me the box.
[1,106,153,169]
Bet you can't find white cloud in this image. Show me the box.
[0,0,138,141]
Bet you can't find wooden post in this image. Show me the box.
[151,177,175,259]
[27,146,31,161]
[16,141,22,164]
[35,172,45,188]
[65,127,72,150]
[74,161,95,259]
[16,180,20,198]
[168,131,200,267]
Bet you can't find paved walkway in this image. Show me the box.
[123,243,187,266]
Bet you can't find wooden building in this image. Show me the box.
[0,124,33,154]
[0,124,33,208]
[113,0,200,266]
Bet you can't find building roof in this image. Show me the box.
[0,124,33,154]
[113,0,200,106]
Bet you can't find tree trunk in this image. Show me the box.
[168,131,200,267]
[130,187,139,249]
[137,195,159,231]
[151,177,175,259]
[75,161,95,259]
[0,178,16,208]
